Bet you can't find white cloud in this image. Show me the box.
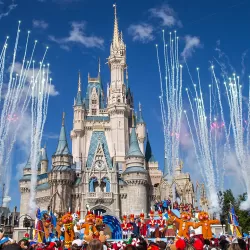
[149,4,182,27]
[128,23,154,43]
[33,19,48,30]
[0,2,17,20]
[49,21,104,50]
[181,35,202,59]
[43,132,59,140]
[12,62,59,96]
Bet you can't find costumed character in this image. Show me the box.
[169,211,199,239]
[139,213,147,237]
[62,212,75,248]
[121,215,129,239]
[157,211,166,238]
[40,211,53,242]
[33,209,45,243]
[165,216,176,237]
[128,215,134,238]
[147,210,156,238]
[196,211,220,239]
[95,214,105,232]
[76,211,99,239]
[55,216,64,240]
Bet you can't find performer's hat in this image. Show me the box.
[158,210,163,217]
[149,210,154,217]
[123,215,127,220]
[130,214,134,219]
[140,213,144,219]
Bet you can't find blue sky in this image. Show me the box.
[0,0,249,210]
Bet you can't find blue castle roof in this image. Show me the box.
[126,127,144,158]
[54,113,71,156]
[123,166,147,174]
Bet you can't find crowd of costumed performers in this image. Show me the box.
[0,206,249,250]
[121,209,222,240]
[154,199,197,215]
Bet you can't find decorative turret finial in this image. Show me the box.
[62,112,65,126]
[98,58,101,74]
[78,71,81,92]
[139,102,141,112]
[112,3,119,48]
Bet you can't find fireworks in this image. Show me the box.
[156,30,183,177]
[0,22,51,213]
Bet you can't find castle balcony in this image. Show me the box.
[86,192,113,205]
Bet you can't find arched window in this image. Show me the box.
[89,177,98,192]
[101,177,110,192]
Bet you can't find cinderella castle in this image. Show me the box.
[19,5,197,220]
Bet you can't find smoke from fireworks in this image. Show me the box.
[0,21,51,213]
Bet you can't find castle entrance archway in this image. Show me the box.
[90,205,122,239]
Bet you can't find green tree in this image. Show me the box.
[218,189,250,234]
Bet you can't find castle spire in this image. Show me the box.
[78,70,81,92]
[126,127,144,158]
[55,112,70,156]
[112,3,119,48]
[76,71,83,106]
[137,102,145,124]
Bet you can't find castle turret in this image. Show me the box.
[40,145,48,174]
[123,117,148,215]
[71,72,85,170]
[49,113,74,212]
[107,4,129,161]
[136,102,146,154]
[19,157,31,227]
[52,112,73,167]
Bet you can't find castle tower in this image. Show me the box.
[107,4,129,161]
[19,158,31,226]
[40,145,48,174]
[136,103,146,154]
[123,118,148,215]
[52,112,73,167]
[71,72,85,172]
[49,113,74,212]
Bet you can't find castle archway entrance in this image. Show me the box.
[90,205,122,239]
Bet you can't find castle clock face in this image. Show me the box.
[94,160,104,170]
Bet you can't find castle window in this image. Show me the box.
[92,109,97,115]
[92,100,97,105]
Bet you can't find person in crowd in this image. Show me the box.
[17,239,29,250]
[87,239,103,250]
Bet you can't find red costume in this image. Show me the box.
[157,211,165,231]
[121,215,129,238]
[139,213,147,237]
[147,210,156,237]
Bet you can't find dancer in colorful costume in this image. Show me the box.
[147,210,156,238]
[157,211,166,238]
[62,212,75,248]
[169,211,199,239]
[139,213,147,237]
[196,211,220,239]
[33,209,45,243]
[121,215,129,239]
